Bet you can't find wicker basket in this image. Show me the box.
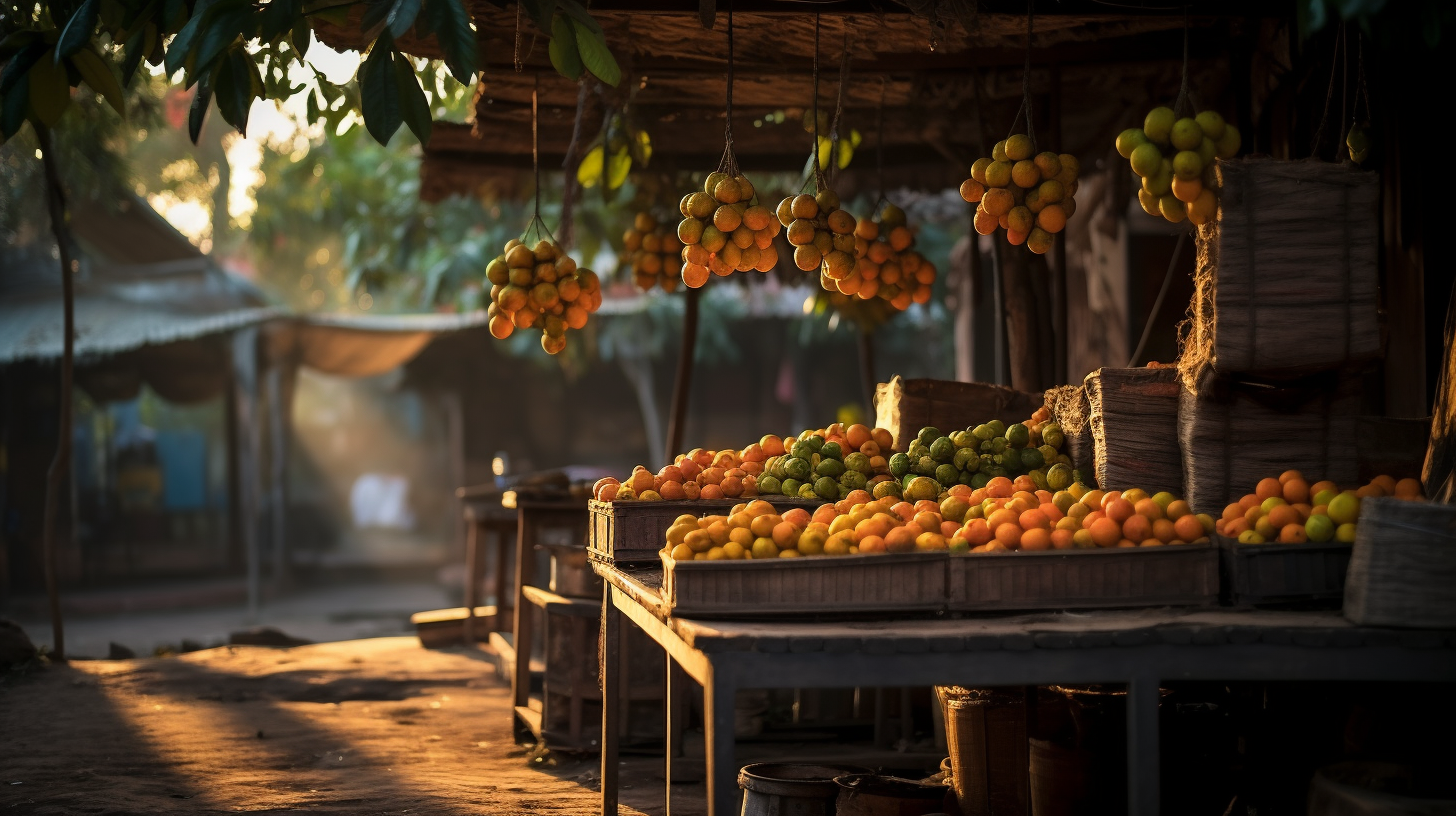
[939,687,1030,816]
[1177,373,1360,516]
[875,376,1044,452]
[1180,158,1380,384]
[1085,367,1184,494]
[1344,498,1456,628]
[1044,384,1095,485]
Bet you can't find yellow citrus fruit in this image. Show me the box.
[1327,491,1361,525]
[1159,195,1187,223]
[1194,110,1226,140]
[1011,160,1040,189]
[1137,189,1161,217]
[1172,150,1203,180]
[1143,159,1174,197]
[1170,117,1203,151]
[1004,134,1034,161]
[984,160,1013,188]
[970,157,993,184]
[1144,106,1176,145]
[1026,227,1054,255]
[1187,188,1218,226]
[1033,152,1062,180]
[1215,125,1241,158]
[1171,175,1203,204]
[1116,128,1148,159]
[1129,142,1163,178]
[991,140,1008,162]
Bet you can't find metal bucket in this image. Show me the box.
[834,773,951,816]
[737,763,870,816]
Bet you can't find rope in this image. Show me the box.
[717,0,739,177]
[1310,22,1345,160]
[828,23,851,184]
[811,12,825,191]
[523,73,556,245]
[1173,6,1192,117]
[1006,3,1034,146]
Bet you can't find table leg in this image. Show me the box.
[1127,675,1161,816]
[600,583,621,816]
[493,526,512,629]
[664,655,675,816]
[462,518,479,644]
[512,510,536,740]
[703,663,737,816]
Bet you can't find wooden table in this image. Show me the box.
[454,486,520,644]
[593,564,1456,816]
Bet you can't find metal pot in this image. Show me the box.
[737,763,871,816]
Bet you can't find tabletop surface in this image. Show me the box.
[595,563,1456,655]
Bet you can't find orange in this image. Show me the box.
[1122,514,1152,542]
[659,481,686,500]
[846,489,872,506]
[1277,523,1308,544]
[985,477,1014,498]
[761,435,786,456]
[750,514,783,538]
[1117,540,1138,548]
[884,526,918,553]
[1100,490,1123,509]
[1255,478,1283,501]
[1050,529,1075,550]
[1278,470,1305,484]
[871,428,893,450]
[858,535,885,553]
[1021,529,1052,551]
[1243,505,1263,526]
[782,508,810,528]
[1221,503,1243,522]
[891,502,917,522]
[994,524,1023,549]
[1395,478,1423,499]
[1013,475,1038,494]
[1019,509,1051,530]
[1238,493,1261,511]
[986,509,1019,531]
[1133,498,1165,520]
[1039,503,1065,523]
[681,482,701,499]
[941,520,963,539]
[1356,483,1385,499]
[1088,517,1122,548]
[811,505,838,525]
[914,511,942,532]
[1266,504,1299,530]
[746,500,775,517]
[914,500,941,515]
[1140,538,1165,548]
[1309,480,1338,499]
[846,424,872,450]
[1282,478,1309,505]
[1152,518,1177,543]
[720,476,744,497]
[1166,500,1192,520]
[1083,510,1105,528]
[1371,475,1397,495]
[1105,498,1135,524]
[729,527,754,547]
[772,521,800,546]
[1173,514,1204,542]
[700,484,724,500]
[964,519,993,546]
[1081,489,1106,509]
[1224,517,1250,536]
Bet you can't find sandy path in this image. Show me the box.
[0,637,668,815]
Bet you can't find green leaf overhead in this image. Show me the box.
[72,47,125,115]
[422,0,476,85]
[28,51,71,126]
[56,0,101,61]
[394,56,431,144]
[360,40,404,145]
[189,71,213,142]
[570,18,620,86]
[385,0,423,40]
[548,13,582,81]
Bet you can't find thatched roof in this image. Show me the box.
[314,2,1278,200]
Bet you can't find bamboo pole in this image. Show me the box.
[664,285,702,465]
[38,126,72,661]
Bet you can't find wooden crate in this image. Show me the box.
[875,376,1044,452]
[947,545,1218,612]
[661,551,949,619]
[1215,536,1352,608]
[1344,498,1456,628]
[588,497,824,565]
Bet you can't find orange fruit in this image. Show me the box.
[1021,528,1052,551]
[1105,498,1135,524]
[1081,489,1106,509]
[1140,538,1165,548]
[761,435,786,456]
[1282,478,1309,505]
[986,509,1018,531]
[884,526,918,553]
[1039,502,1064,523]
[1050,529,1075,550]
[1243,505,1263,526]
[1224,517,1250,536]
[1238,493,1261,511]
[1117,540,1138,548]
[1166,500,1192,520]
[1278,523,1308,544]
[1019,509,1051,530]
[1371,475,1397,495]
[1356,484,1385,499]
[1221,503,1243,522]
[964,519,993,546]
[985,477,1014,499]
[1395,478,1423,499]
[994,524,1023,549]
[1266,504,1299,530]
[1255,478,1283,501]
[1100,490,1122,509]
[812,505,838,525]
[1152,518,1177,543]
[782,508,810,528]
[1309,480,1338,499]
[1088,517,1122,548]
[1122,514,1152,542]
[1278,470,1305,484]
[1133,498,1165,520]
[1173,514,1204,542]
[941,520,963,539]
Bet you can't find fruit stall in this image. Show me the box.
[313,2,1456,813]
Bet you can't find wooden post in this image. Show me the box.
[1001,245,1042,392]
[857,327,876,419]
[37,127,71,661]
[992,241,1008,386]
[664,285,702,464]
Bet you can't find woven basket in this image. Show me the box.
[1179,158,1379,389]
[1085,367,1184,494]
[938,687,1029,816]
[1177,372,1360,515]
[1044,384,1096,484]
[875,376,1044,452]
[1344,498,1456,629]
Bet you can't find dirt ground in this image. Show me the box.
[0,637,686,815]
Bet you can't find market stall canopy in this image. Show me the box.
[0,193,280,403]
[267,312,490,377]
[314,1,1279,201]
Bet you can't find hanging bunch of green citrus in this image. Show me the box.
[485,236,601,354]
[1116,107,1241,226]
[620,211,684,293]
[958,134,1080,255]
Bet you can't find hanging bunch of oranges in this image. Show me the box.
[485,238,602,355]
[958,134,1080,255]
[676,172,781,288]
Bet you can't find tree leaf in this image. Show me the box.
[0,41,48,98]
[394,53,430,144]
[569,19,618,86]
[28,51,71,127]
[189,71,213,143]
[387,0,422,39]
[164,4,209,76]
[292,19,311,58]
[57,0,100,61]
[72,47,124,115]
[0,75,30,138]
[519,0,555,34]
[0,30,41,62]
[576,143,603,187]
[606,145,630,189]
[359,39,403,145]
[260,0,295,42]
[214,47,253,133]
[426,0,476,85]
[548,13,581,81]
[556,0,601,37]
[193,4,252,81]
[121,27,148,84]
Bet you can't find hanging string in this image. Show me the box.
[1006,3,1034,146]
[875,76,887,206]
[827,24,852,185]
[717,0,739,177]
[1173,6,1193,117]
[523,73,556,245]
[1311,22,1346,160]
[811,13,822,190]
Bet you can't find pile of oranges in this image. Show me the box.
[677,172,780,288]
[619,212,684,292]
[593,422,894,503]
[845,203,936,310]
[956,478,1212,553]
[1215,471,1423,545]
[778,187,861,278]
[958,134,1080,255]
[485,238,602,354]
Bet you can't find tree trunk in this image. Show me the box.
[38,127,72,661]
